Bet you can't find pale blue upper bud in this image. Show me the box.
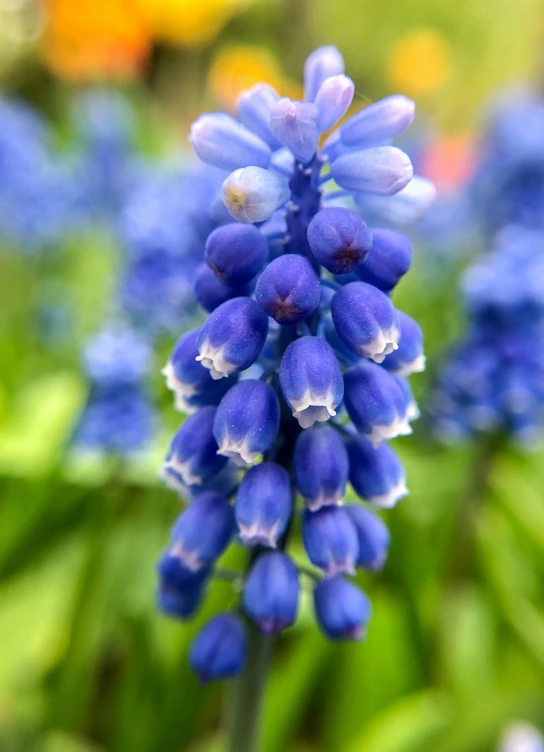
[344,361,414,446]
[190,113,271,171]
[346,505,390,570]
[237,84,283,148]
[196,297,268,379]
[381,311,425,376]
[235,462,292,547]
[340,95,415,148]
[355,175,436,224]
[307,207,372,274]
[314,74,355,132]
[205,223,268,285]
[354,228,412,293]
[304,45,345,102]
[255,254,321,324]
[243,552,300,633]
[160,407,227,490]
[270,98,319,164]
[331,281,400,362]
[189,613,246,682]
[314,576,371,640]
[279,336,344,429]
[293,426,349,511]
[331,146,413,195]
[302,507,359,578]
[346,435,408,508]
[222,166,290,224]
[170,490,235,572]
[213,379,280,465]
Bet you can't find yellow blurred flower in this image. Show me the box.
[40,0,150,81]
[386,28,453,97]
[208,45,300,112]
[136,0,250,47]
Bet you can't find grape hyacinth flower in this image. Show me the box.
[155,46,432,730]
[74,324,155,455]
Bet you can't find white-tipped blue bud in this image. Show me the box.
[304,45,345,102]
[343,361,414,446]
[340,95,415,148]
[213,379,280,466]
[314,576,371,640]
[237,84,283,148]
[314,74,355,132]
[355,175,436,224]
[346,436,408,508]
[331,281,400,362]
[190,113,271,171]
[302,507,359,578]
[279,336,344,429]
[243,552,300,633]
[381,311,425,376]
[196,297,268,380]
[345,505,390,570]
[293,426,349,511]
[222,166,290,224]
[235,462,292,547]
[270,98,319,164]
[331,146,413,195]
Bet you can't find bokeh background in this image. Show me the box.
[1,0,544,750]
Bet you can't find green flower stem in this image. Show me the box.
[227,620,274,752]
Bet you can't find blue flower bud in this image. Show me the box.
[339,95,415,148]
[354,228,412,293]
[213,379,280,465]
[163,328,236,412]
[189,613,246,682]
[235,462,292,547]
[355,175,436,224]
[381,311,425,376]
[314,74,355,132]
[345,505,390,570]
[307,207,372,274]
[161,407,227,489]
[237,84,282,148]
[196,297,268,379]
[280,336,344,428]
[190,113,271,171]
[169,491,235,571]
[270,99,319,164]
[304,45,345,102]
[293,426,349,510]
[194,264,251,313]
[302,507,359,577]
[346,435,408,508]
[331,281,400,362]
[330,147,413,195]
[205,223,268,286]
[343,361,413,445]
[314,576,371,640]
[243,552,300,633]
[156,552,209,619]
[255,254,321,324]
[222,166,290,224]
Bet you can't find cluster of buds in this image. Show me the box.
[156,46,433,681]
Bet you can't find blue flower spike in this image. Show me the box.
[157,44,433,680]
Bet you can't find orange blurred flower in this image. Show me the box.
[208,45,300,112]
[386,28,452,97]
[40,0,149,81]
[420,134,475,192]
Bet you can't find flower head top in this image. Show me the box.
[156,46,434,681]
